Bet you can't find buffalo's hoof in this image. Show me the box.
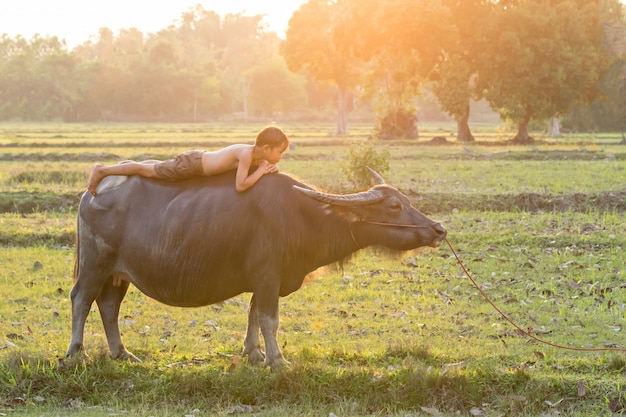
[63,350,89,366]
[266,356,290,371]
[244,347,265,366]
[112,350,141,363]
[65,344,88,360]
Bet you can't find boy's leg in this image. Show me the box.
[87,162,158,195]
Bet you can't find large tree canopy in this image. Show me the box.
[281,0,362,135]
[473,0,612,143]
[0,35,84,121]
[333,0,456,139]
[429,0,491,142]
[567,0,626,135]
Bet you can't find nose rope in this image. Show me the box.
[349,221,444,249]
[363,221,442,229]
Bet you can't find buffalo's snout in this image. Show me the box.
[433,223,447,238]
[428,222,447,247]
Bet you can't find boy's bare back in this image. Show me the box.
[200,144,254,176]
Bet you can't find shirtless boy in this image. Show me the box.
[87,126,289,195]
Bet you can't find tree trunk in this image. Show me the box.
[242,75,253,123]
[456,103,475,142]
[336,86,349,136]
[512,115,534,144]
[549,117,560,137]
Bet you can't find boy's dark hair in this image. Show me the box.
[255,126,289,148]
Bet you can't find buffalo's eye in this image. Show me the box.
[389,200,402,211]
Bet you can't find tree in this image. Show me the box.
[171,6,223,121]
[282,0,362,135]
[599,0,626,139]
[89,28,145,119]
[219,13,279,122]
[247,54,307,118]
[473,0,612,143]
[430,0,491,142]
[431,54,475,141]
[74,8,238,122]
[0,35,35,120]
[334,0,456,139]
[0,34,84,121]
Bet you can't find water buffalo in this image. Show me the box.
[66,169,446,370]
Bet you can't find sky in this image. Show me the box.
[0,0,307,48]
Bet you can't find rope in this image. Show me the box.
[351,220,440,248]
[364,221,437,229]
[444,238,626,352]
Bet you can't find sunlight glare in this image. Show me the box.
[1,0,306,48]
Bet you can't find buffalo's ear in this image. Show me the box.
[322,204,362,222]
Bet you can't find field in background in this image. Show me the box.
[0,123,625,416]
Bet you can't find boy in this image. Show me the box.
[87,125,289,195]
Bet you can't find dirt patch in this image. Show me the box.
[408,191,626,214]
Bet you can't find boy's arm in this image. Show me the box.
[235,156,275,192]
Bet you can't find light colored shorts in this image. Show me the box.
[153,150,204,181]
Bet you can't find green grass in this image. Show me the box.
[0,123,625,416]
[0,242,624,416]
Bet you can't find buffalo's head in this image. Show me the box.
[294,168,446,250]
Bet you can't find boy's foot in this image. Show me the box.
[87,164,105,195]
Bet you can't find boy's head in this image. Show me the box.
[255,126,289,149]
[255,125,289,165]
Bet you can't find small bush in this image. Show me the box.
[341,140,390,189]
[376,109,418,140]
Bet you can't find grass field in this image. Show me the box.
[0,122,625,416]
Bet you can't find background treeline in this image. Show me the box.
[0,0,625,140]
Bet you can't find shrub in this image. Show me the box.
[341,140,390,189]
[375,109,418,140]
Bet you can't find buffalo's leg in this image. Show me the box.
[96,276,139,361]
[256,289,289,370]
[243,294,265,365]
[66,278,100,357]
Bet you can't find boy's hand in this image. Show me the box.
[261,160,278,174]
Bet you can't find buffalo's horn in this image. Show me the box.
[366,166,385,184]
[294,185,384,206]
